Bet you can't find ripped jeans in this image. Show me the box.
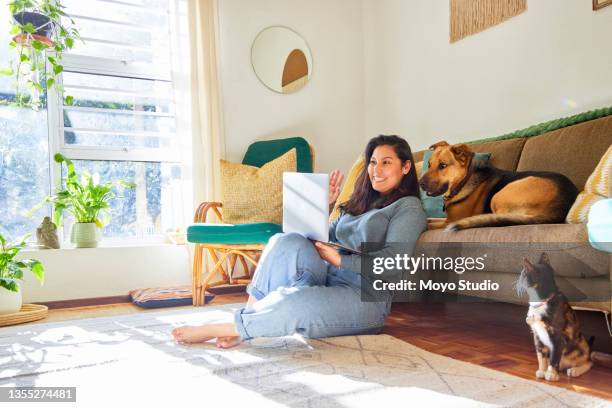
[233,233,391,340]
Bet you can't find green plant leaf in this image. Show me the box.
[20,53,30,62]
[0,68,14,76]
[30,261,45,284]
[65,95,74,105]
[31,40,47,51]
[46,77,55,88]
[23,23,36,34]
[65,37,74,48]
[0,278,19,292]
[53,64,63,75]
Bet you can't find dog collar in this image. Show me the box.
[529,294,555,308]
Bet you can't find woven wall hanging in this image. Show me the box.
[450,0,527,43]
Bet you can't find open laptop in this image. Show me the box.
[282,172,362,255]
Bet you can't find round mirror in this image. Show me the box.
[251,26,312,94]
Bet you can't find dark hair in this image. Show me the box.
[340,135,420,216]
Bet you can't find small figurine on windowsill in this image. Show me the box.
[36,216,60,249]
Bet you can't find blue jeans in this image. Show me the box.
[233,233,391,340]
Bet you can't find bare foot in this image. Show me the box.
[216,336,243,349]
[172,326,215,344]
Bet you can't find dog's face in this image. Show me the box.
[419,141,474,197]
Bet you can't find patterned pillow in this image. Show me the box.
[129,286,214,308]
[330,155,364,221]
[567,145,612,223]
[221,148,297,224]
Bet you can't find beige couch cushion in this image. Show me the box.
[413,150,425,163]
[413,137,526,172]
[466,138,526,171]
[417,224,610,279]
[517,115,612,189]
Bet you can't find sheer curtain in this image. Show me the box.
[169,0,225,276]
[171,0,225,217]
[188,0,226,206]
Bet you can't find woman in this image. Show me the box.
[172,135,427,348]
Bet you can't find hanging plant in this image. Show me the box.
[0,0,81,109]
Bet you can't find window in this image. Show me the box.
[0,0,185,242]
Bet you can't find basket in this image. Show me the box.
[0,304,48,327]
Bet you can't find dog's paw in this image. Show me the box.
[444,223,460,232]
[544,368,559,382]
[535,370,546,379]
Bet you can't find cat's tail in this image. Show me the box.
[591,351,612,369]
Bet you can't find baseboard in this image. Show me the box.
[40,296,132,309]
[37,284,247,309]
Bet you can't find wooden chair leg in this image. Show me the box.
[208,248,228,281]
[228,253,238,284]
[202,251,232,290]
[192,244,202,306]
[238,255,249,278]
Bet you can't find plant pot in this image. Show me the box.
[12,12,55,38]
[70,222,100,248]
[0,286,23,315]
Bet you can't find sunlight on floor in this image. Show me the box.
[284,371,500,408]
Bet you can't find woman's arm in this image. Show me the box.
[339,202,427,278]
[329,215,340,242]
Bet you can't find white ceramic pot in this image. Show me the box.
[70,222,99,248]
[0,286,22,315]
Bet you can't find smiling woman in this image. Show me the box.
[172,135,427,348]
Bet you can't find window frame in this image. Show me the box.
[43,5,183,243]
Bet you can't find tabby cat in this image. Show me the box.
[516,252,592,381]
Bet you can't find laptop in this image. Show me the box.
[282,172,362,255]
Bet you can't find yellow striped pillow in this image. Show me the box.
[330,155,364,221]
[566,145,612,223]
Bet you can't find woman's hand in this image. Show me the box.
[314,241,341,267]
[329,169,345,205]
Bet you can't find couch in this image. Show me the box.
[334,112,612,313]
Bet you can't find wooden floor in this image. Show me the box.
[30,293,612,401]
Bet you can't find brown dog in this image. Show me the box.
[419,141,578,231]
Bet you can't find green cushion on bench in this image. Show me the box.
[187,223,282,244]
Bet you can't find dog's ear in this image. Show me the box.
[450,144,473,165]
[539,252,551,266]
[523,258,534,270]
[429,141,449,150]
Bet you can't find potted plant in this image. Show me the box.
[0,0,81,109]
[30,154,136,248]
[0,232,44,314]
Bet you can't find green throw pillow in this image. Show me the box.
[419,150,491,218]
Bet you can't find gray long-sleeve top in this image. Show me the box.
[329,196,427,279]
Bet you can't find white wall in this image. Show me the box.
[218,0,365,174]
[363,0,612,152]
[18,245,191,303]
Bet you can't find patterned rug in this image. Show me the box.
[0,304,608,407]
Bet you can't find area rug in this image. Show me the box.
[0,304,608,407]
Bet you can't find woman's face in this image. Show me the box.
[368,145,411,195]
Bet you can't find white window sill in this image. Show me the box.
[22,241,187,254]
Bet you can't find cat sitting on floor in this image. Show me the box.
[515,252,593,381]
